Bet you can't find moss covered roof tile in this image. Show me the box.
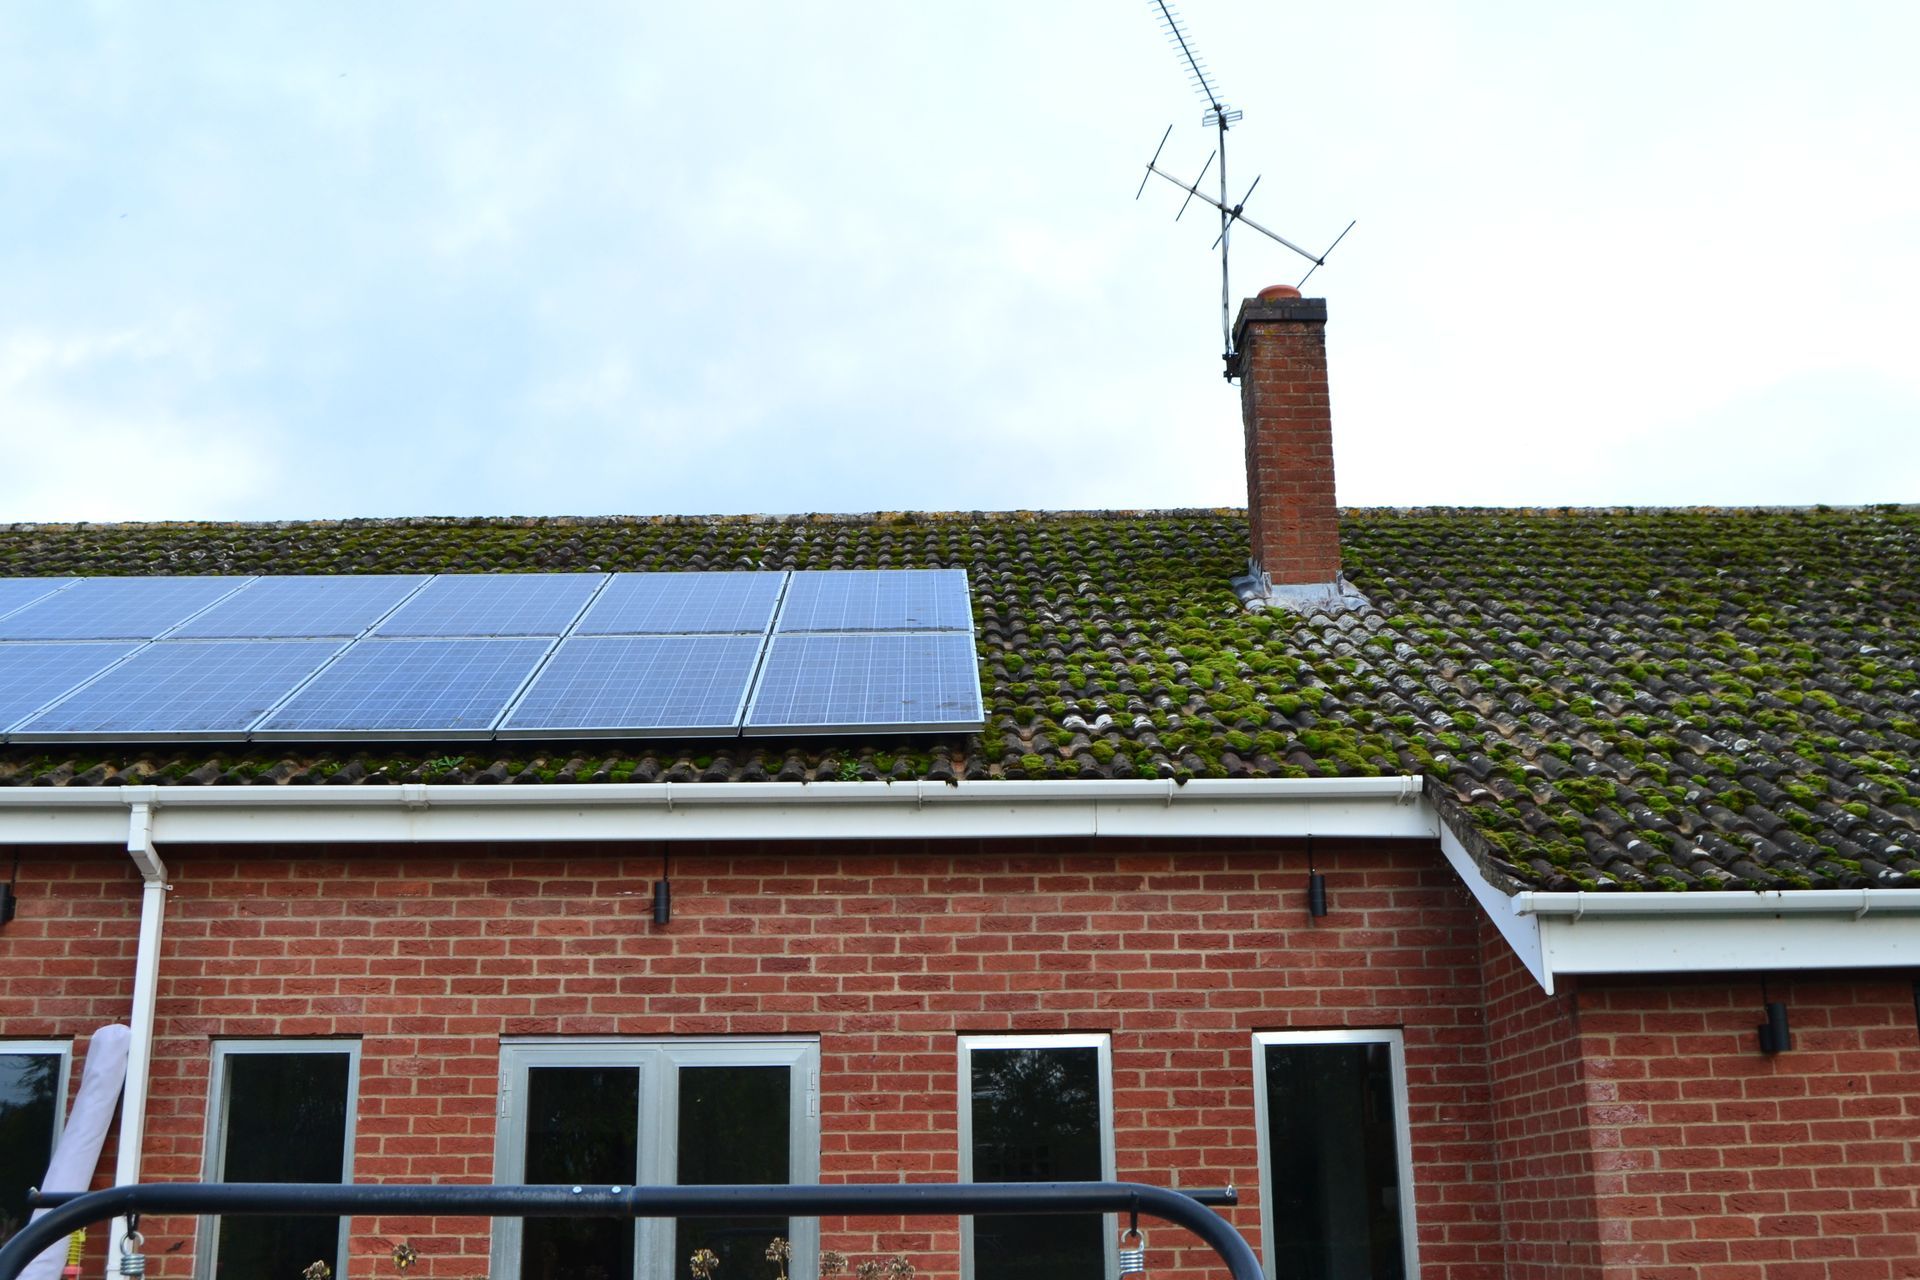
[1,506,1915,893]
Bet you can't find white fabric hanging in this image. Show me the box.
[19,1025,131,1280]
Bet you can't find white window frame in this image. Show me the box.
[1,1040,72,1242]
[957,1033,1118,1280]
[1250,1029,1419,1280]
[492,1037,821,1280]
[198,1039,362,1280]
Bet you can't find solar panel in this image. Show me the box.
[13,640,343,740]
[0,569,985,742]
[0,579,79,621]
[574,572,785,636]
[172,575,430,638]
[255,637,552,739]
[777,569,972,633]
[499,635,766,738]
[373,574,606,637]
[0,643,143,732]
[743,632,984,734]
[0,577,250,641]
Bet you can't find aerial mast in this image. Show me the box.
[1137,0,1355,377]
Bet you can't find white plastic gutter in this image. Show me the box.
[107,802,167,1280]
[0,777,1436,845]
[1512,888,1920,917]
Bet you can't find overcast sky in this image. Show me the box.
[3,2,1915,522]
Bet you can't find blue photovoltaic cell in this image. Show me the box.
[256,638,551,736]
[14,640,342,738]
[0,642,143,732]
[173,574,429,638]
[501,635,764,736]
[744,633,983,733]
[777,569,972,633]
[0,579,79,621]
[574,572,785,636]
[0,577,248,641]
[373,574,605,637]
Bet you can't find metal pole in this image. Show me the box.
[2,1183,1257,1280]
[1217,114,1231,359]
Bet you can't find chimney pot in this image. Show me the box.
[1257,284,1303,300]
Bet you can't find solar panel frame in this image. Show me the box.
[252,636,556,741]
[0,642,145,734]
[774,569,973,634]
[171,574,432,639]
[371,573,608,638]
[742,631,985,736]
[0,579,81,623]
[573,571,788,637]
[498,634,768,739]
[0,576,254,641]
[11,639,347,742]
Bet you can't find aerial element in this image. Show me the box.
[1137,0,1355,376]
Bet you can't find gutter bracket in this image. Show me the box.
[1163,780,1175,808]
[665,782,674,815]
[399,784,429,811]
[1397,776,1418,805]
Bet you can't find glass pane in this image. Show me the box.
[969,1046,1104,1280]
[522,1066,641,1280]
[675,1065,791,1280]
[1264,1042,1406,1280]
[0,1053,60,1246]
[214,1051,351,1280]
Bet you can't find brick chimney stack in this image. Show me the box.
[1229,285,1347,606]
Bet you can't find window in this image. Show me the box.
[1252,1030,1417,1280]
[958,1034,1115,1280]
[200,1041,359,1280]
[0,1041,70,1247]
[493,1039,821,1280]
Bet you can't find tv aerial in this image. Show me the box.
[1136,0,1354,377]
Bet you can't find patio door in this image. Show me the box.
[494,1040,819,1280]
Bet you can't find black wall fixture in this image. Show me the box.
[652,848,672,927]
[0,848,18,925]
[1757,978,1791,1055]
[1305,838,1328,919]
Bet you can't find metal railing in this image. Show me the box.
[5,1182,1253,1280]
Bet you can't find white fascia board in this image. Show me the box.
[1539,911,1920,978]
[1520,888,1920,987]
[0,777,1436,847]
[1438,819,1550,992]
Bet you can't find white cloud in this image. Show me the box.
[0,2,1915,520]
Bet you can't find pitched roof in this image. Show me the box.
[2,507,1916,893]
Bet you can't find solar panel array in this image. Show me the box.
[0,571,982,743]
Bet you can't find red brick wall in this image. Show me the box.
[1574,974,1920,1280]
[1479,922,1604,1279]
[0,837,1503,1280]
